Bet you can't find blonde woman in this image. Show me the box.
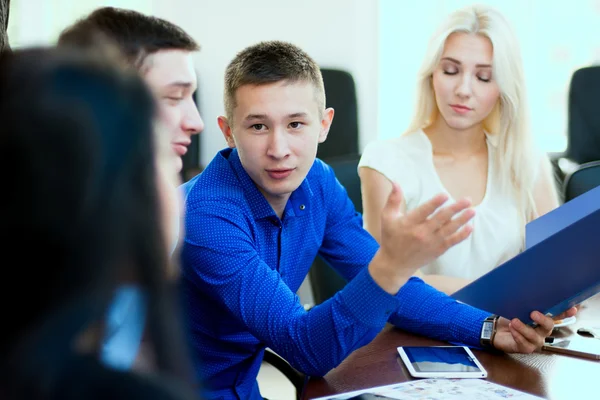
[359,5,559,294]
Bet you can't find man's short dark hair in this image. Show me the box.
[58,7,199,69]
[224,41,325,124]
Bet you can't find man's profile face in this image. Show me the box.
[144,50,204,172]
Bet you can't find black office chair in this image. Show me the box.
[317,68,359,160]
[563,161,600,202]
[309,154,363,305]
[551,66,600,184]
[261,349,306,400]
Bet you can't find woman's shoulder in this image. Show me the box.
[359,131,429,194]
[361,130,429,166]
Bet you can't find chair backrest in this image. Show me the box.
[563,161,600,202]
[565,66,600,164]
[325,153,363,213]
[317,68,359,160]
[309,154,362,305]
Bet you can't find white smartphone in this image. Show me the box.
[397,345,487,378]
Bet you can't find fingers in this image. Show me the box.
[566,306,579,317]
[508,312,554,353]
[429,197,473,229]
[508,321,537,354]
[557,306,578,319]
[438,208,476,237]
[443,225,474,248]
[531,311,555,333]
[405,193,449,224]
[382,182,405,220]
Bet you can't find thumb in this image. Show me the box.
[382,182,404,218]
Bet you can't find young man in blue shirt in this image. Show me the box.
[181,41,574,400]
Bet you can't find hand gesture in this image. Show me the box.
[370,183,475,293]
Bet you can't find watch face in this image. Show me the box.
[482,321,494,339]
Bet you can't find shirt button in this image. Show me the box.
[299,204,306,210]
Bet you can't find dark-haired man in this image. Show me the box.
[59,7,204,173]
[59,7,204,370]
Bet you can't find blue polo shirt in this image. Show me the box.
[180,148,489,400]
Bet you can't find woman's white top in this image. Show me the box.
[359,130,523,280]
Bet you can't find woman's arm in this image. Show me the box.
[532,154,560,219]
[413,270,472,294]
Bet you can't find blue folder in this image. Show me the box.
[452,185,600,324]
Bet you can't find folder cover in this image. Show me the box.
[452,185,600,324]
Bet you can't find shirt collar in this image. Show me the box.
[225,148,313,221]
[285,173,313,219]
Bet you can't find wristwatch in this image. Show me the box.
[480,314,499,349]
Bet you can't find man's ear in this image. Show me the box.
[318,107,335,144]
[217,116,236,148]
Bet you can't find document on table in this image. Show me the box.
[311,378,542,400]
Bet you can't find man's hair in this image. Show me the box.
[224,40,325,123]
[58,7,199,70]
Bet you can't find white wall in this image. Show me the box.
[8,0,154,47]
[8,1,600,158]
[154,0,379,167]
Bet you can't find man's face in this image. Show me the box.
[218,80,333,212]
[144,50,204,172]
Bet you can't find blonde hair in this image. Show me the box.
[405,5,552,233]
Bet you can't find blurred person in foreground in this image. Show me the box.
[58,6,204,370]
[0,46,199,399]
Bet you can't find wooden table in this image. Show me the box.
[302,294,600,399]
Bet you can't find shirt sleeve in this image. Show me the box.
[317,164,489,348]
[317,162,380,282]
[358,138,421,210]
[181,200,400,377]
[389,277,490,348]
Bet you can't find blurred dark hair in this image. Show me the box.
[58,6,198,69]
[0,47,193,397]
